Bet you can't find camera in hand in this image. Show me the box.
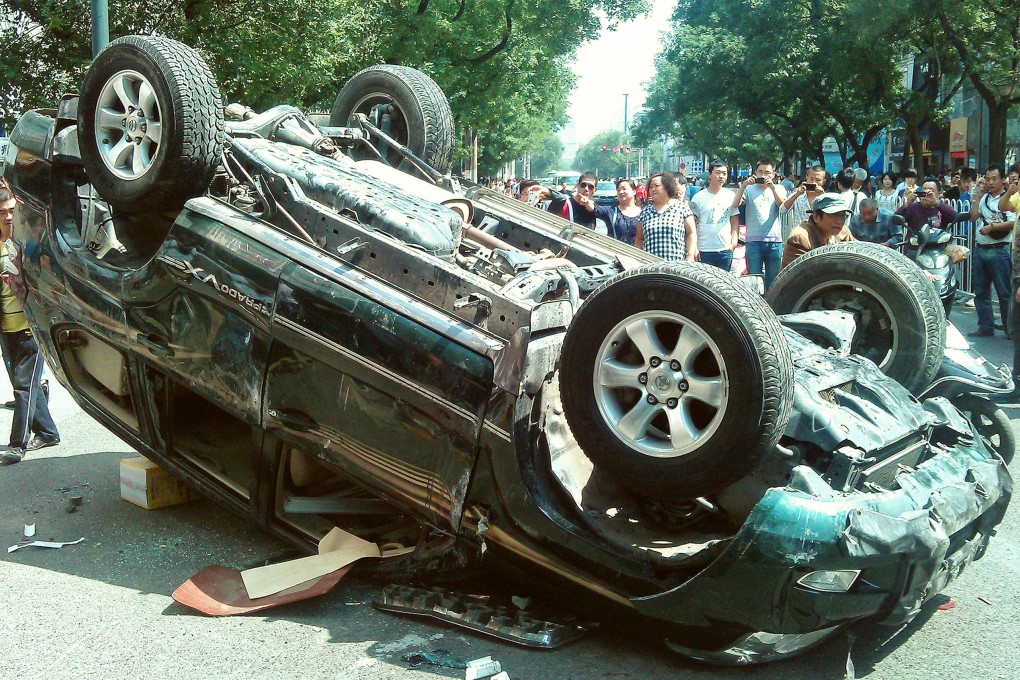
[755,177,766,184]
[804,183,817,191]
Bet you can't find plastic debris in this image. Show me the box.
[8,537,85,553]
[977,596,993,606]
[937,599,957,611]
[172,563,352,616]
[465,656,502,680]
[401,649,467,669]
[23,524,35,538]
[511,595,531,611]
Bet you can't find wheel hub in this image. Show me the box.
[646,364,685,403]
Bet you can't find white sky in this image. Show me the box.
[561,0,675,153]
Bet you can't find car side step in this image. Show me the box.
[374,584,587,648]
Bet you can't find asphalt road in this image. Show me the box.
[1,303,1018,680]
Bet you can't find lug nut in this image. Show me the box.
[647,395,658,404]
[638,373,648,385]
[678,380,690,391]
[667,398,678,408]
[670,360,680,371]
[649,357,662,368]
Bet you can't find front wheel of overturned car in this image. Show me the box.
[953,394,1015,464]
[330,65,454,177]
[559,263,795,501]
[767,242,945,394]
[77,36,224,213]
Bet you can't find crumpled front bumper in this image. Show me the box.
[632,431,1012,664]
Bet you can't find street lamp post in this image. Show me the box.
[623,94,629,134]
[91,0,109,57]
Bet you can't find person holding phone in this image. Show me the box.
[537,172,599,229]
[781,165,826,230]
[732,158,787,289]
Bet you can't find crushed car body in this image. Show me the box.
[2,36,1011,664]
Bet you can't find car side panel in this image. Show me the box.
[267,262,494,530]
[127,209,283,424]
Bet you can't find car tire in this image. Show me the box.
[559,263,794,500]
[953,394,1015,464]
[77,36,224,213]
[767,242,945,394]
[330,65,454,176]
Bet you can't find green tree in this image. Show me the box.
[573,130,638,178]
[529,133,565,177]
[931,0,1020,164]
[0,0,649,171]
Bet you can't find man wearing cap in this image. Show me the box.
[781,192,856,268]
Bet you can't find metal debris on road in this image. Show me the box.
[8,537,85,553]
[375,584,588,648]
[977,596,993,605]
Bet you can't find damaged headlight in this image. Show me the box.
[796,569,860,593]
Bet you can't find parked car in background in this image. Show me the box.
[4,35,1011,665]
[593,180,618,207]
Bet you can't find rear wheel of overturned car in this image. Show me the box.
[559,263,795,501]
[953,394,1015,464]
[767,242,945,394]
[77,36,224,213]
[330,65,454,176]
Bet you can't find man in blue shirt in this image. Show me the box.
[849,199,902,247]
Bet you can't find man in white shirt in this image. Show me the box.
[689,160,739,271]
[967,164,1016,337]
[835,168,867,216]
[733,157,787,289]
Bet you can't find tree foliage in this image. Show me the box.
[529,132,565,177]
[636,0,1019,170]
[0,0,648,172]
[573,130,636,178]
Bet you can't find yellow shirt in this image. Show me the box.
[0,241,29,333]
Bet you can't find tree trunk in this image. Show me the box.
[988,101,1008,166]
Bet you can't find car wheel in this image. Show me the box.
[767,242,945,394]
[953,394,1015,464]
[330,65,454,176]
[77,36,224,213]
[559,263,794,500]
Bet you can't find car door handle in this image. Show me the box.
[270,408,318,431]
[137,333,174,358]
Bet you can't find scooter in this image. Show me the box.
[899,217,968,318]
[896,219,1014,462]
[918,321,1016,463]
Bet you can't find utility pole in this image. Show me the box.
[623,94,629,134]
[91,0,109,57]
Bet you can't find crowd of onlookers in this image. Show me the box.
[491,159,1020,393]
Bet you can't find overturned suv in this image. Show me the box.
[4,36,1011,663]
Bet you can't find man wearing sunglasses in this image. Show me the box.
[537,172,599,229]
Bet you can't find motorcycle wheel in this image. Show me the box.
[953,394,1015,464]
